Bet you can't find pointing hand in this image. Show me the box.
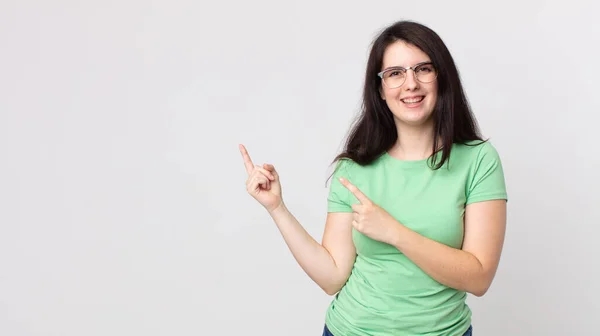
[239,144,283,213]
[339,177,400,245]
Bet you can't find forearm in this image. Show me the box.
[391,224,491,296]
[268,203,346,294]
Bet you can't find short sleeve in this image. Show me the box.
[466,142,508,205]
[327,159,354,212]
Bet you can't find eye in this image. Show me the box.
[387,70,405,77]
[417,64,434,73]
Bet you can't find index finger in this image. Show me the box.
[238,144,254,174]
[339,177,370,204]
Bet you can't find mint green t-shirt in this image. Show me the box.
[325,141,507,336]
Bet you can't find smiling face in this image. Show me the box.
[379,40,438,128]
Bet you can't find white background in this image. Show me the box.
[1,0,598,335]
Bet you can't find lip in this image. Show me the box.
[400,95,425,100]
[400,95,425,108]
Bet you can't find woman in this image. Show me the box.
[239,20,507,336]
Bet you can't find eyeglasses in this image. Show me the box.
[377,62,437,89]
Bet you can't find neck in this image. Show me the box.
[389,122,437,161]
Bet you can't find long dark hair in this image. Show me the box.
[331,20,485,171]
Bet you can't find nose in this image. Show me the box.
[404,69,419,90]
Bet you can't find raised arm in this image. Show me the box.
[239,144,355,295]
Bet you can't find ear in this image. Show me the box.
[379,86,386,100]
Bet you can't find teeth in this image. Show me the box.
[401,96,424,104]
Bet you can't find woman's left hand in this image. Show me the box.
[339,177,402,245]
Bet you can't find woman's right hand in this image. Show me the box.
[239,144,283,213]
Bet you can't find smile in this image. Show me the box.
[400,96,425,104]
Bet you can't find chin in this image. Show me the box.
[402,118,432,127]
[393,110,434,127]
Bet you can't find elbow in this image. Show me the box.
[469,276,493,297]
[470,286,489,297]
[322,284,342,296]
[323,288,339,296]
[318,270,351,296]
[321,280,346,296]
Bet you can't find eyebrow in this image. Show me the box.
[381,61,432,72]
